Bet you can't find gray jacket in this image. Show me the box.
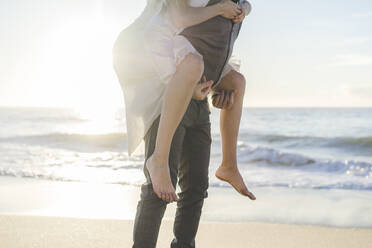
[180,0,243,88]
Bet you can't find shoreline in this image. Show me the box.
[1,215,372,248]
[1,213,372,230]
[1,175,372,228]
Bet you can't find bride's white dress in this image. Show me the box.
[113,0,234,155]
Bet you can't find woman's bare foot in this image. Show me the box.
[145,154,178,203]
[215,163,256,200]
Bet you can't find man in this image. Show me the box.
[132,0,251,247]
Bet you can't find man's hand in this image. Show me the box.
[212,90,235,110]
[192,76,213,100]
[232,11,245,23]
[233,1,252,23]
[219,0,242,20]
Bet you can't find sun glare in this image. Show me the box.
[40,11,123,119]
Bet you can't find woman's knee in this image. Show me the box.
[231,71,246,95]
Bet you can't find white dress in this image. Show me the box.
[113,0,236,156]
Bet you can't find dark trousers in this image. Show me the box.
[132,99,212,248]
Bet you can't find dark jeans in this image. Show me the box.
[132,99,212,248]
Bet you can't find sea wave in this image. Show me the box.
[3,131,372,152]
[236,132,372,153]
[1,143,372,190]
[0,168,141,186]
[238,145,372,177]
[0,132,128,152]
[1,132,371,190]
[0,168,80,183]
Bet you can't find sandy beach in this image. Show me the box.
[1,215,371,248]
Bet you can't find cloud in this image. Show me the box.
[326,54,372,67]
[352,11,372,18]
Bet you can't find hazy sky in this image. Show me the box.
[1,0,372,108]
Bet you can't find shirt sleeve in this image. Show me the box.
[240,0,252,16]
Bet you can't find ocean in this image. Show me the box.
[1,106,372,227]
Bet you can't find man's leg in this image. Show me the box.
[171,102,211,248]
[133,114,186,248]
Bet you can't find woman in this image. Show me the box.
[113,0,243,203]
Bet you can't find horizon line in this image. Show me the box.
[1,104,372,109]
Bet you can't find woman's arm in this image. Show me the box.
[167,0,242,30]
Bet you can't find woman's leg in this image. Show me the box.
[214,70,255,199]
[146,53,204,203]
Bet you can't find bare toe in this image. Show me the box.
[168,192,174,203]
[241,188,256,200]
[172,192,179,202]
[145,154,175,202]
[161,192,167,202]
[152,186,161,198]
[161,193,166,202]
[216,165,255,199]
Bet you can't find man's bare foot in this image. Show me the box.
[145,154,178,203]
[215,164,256,200]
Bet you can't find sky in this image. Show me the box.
[1,0,372,108]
